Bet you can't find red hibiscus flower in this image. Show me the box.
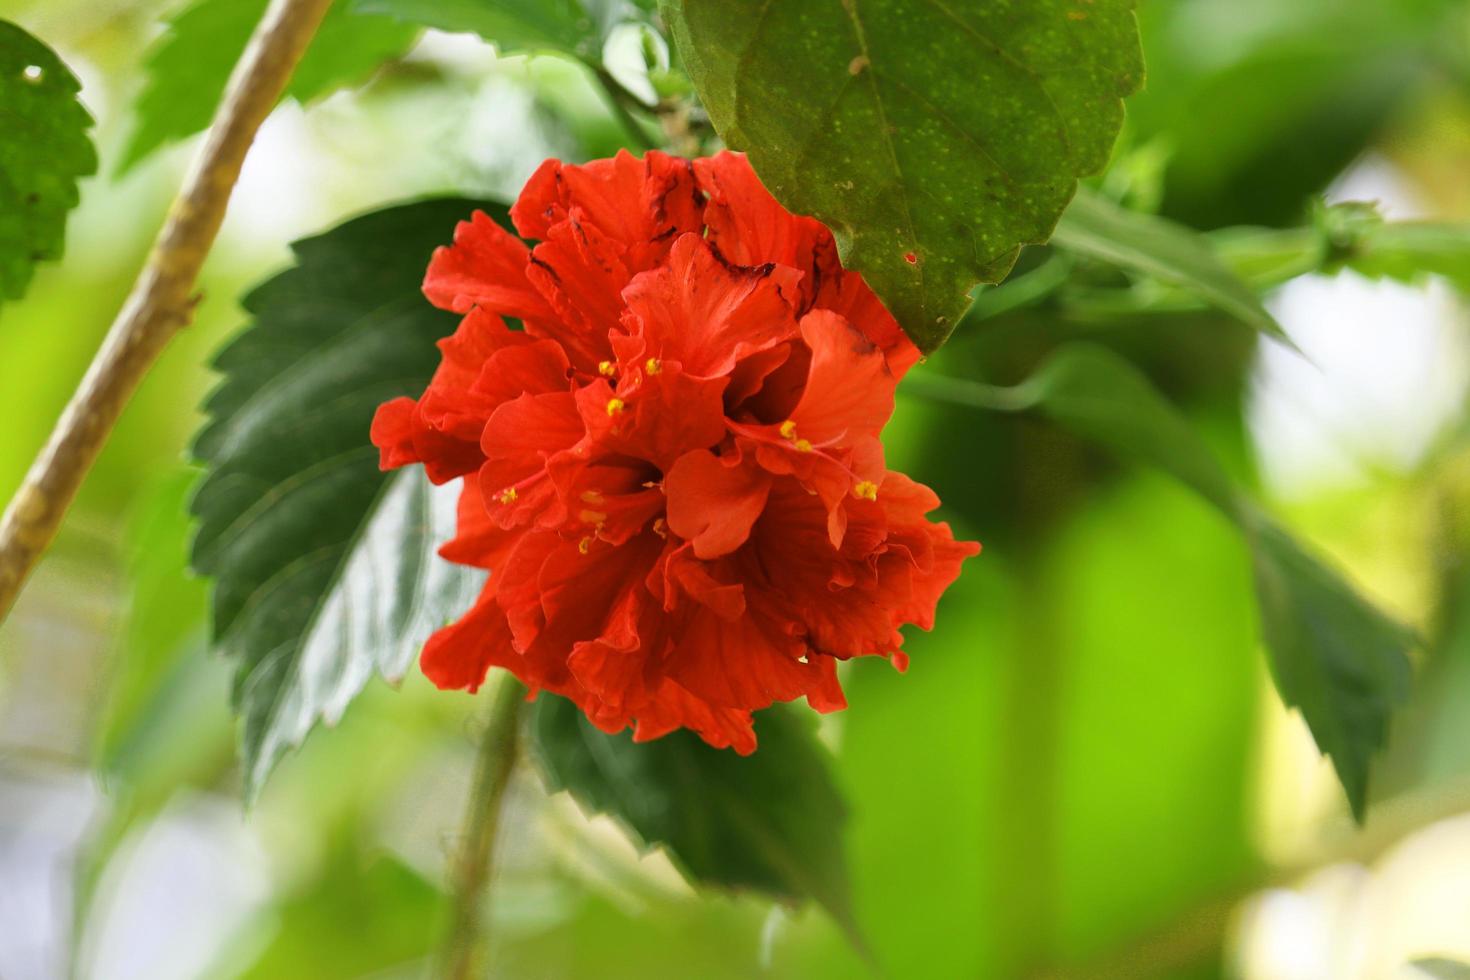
[372,150,979,753]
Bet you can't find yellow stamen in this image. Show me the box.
[794,438,813,453]
[578,536,592,555]
[645,357,662,375]
[853,480,878,501]
[497,487,518,505]
[605,397,625,416]
[652,518,668,539]
[598,360,616,376]
[580,490,604,504]
[579,509,609,525]
[778,419,798,440]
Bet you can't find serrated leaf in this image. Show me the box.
[910,345,1414,819]
[190,199,499,799]
[530,694,859,942]
[0,19,96,303]
[119,0,419,173]
[661,0,1143,352]
[1053,187,1292,341]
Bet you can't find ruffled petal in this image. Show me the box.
[665,449,772,559]
[421,582,520,693]
[622,234,802,380]
[786,308,897,444]
[513,150,703,272]
[423,210,556,324]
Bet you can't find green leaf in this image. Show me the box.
[353,0,621,62]
[530,693,859,943]
[907,345,1414,819]
[661,0,1143,352]
[0,19,96,303]
[119,0,419,173]
[190,198,498,799]
[1052,188,1291,341]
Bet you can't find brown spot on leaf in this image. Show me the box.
[848,55,869,76]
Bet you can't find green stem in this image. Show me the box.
[901,370,1037,413]
[592,65,657,153]
[967,251,1075,321]
[439,676,527,980]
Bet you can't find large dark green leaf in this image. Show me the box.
[119,0,419,173]
[907,345,1415,819]
[0,19,96,303]
[190,198,498,799]
[661,0,1143,352]
[530,694,858,942]
[1053,188,1291,341]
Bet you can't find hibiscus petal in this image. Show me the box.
[695,151,828,299]
[370,396,483,484]
[632,679,757,754]
[423,210,556,323]
[575,367,729,473]
[663,542,746,619]
[622,234,802,380]
[469,338,572,408]
[524,217,627,371]
[665,449,772,559]
[788,308,896,444]
[439,477,516,570]
[513,150,703,273]
[421,582,520,693]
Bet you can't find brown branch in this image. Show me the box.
[439,676,527,980]
[0,0,336,624]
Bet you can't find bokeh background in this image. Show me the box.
[3,0,1470,977]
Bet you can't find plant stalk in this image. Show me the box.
[440,675,527,980]
[0,0,335,625]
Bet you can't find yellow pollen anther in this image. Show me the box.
[497,487,518,504]
[794,438,813,453]
[579,509,609,525]
[578,536,592,555]
[652,518,668,539]
[605,397,625,416]
[645,357,662,375]
[598,360,616,376]
[779,419,798,440]
[580,490,604,504]
[854,480,878,501]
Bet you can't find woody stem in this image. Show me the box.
[0,0,335,626]
[439,675,528,980]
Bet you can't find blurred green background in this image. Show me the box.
[2,1,1470,978]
